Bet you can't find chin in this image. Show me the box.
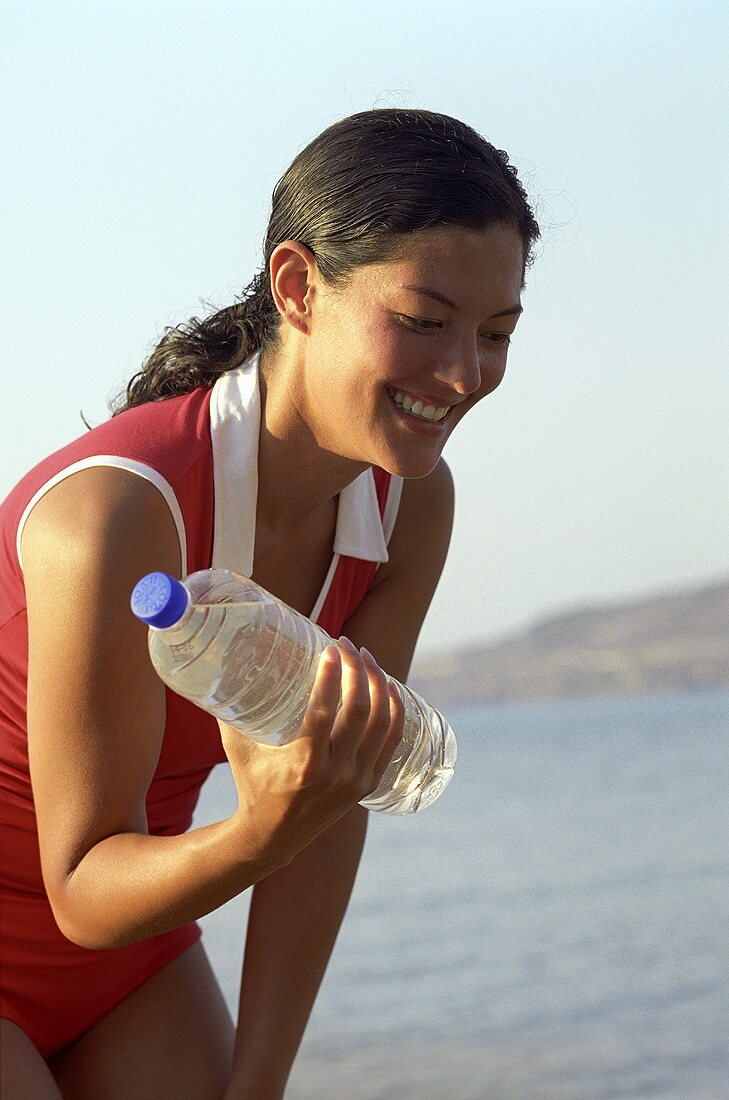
[376,451,443,480]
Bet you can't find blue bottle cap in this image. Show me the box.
[130,572,189,628]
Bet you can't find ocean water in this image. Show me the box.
[192,690,729,1099]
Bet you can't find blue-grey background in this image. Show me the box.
[193,691,729,1099]
[3,0,728,655]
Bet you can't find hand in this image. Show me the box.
[218,638,405,867]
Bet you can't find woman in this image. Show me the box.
[0,108,539,1097]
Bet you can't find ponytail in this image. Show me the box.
[111,269,280,415]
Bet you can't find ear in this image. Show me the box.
[268,240,319,336]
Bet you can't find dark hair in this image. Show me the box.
[113,108,540,415]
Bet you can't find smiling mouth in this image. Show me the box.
[386,387,451,423]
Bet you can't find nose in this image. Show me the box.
[434,338,483,398]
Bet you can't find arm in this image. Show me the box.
[23,469,399,951]
[226,458,455,1099]
[22,468,282,950]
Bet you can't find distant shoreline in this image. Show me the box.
[409,579,729,709]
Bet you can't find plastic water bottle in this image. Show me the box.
[130,569,456,815]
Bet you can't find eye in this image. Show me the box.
[397,314,443,333]
[396,314,513,346]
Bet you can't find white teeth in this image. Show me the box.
[387,388,449,422]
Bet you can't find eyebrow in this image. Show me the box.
[400,284,523,318]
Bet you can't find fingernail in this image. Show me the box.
[338,636,354,648]
[360,646,376,664]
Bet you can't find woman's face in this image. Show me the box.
[303,223,526,479]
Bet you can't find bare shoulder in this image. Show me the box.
[20,464,182,578]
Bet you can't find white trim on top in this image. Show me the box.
[15,457,187,575]
[333,467,391,562]
[206,349,405,621]
[309,476,403,623]
[208,353,261,577]
[207,350,401,573]
[381,474,404,545]
[309,553,341,624]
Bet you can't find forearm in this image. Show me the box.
[227,804,368,1099]
[55,816,282,950]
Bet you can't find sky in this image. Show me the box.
[3,0,728,658]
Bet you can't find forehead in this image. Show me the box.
[357,224,525,299]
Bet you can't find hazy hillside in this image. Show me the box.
[408,578,729,707]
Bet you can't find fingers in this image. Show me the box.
[372,680,407,782]
[330,638,400,768]
[303,637,405,790]
[328,637,372,750]
[358,646,393,750]
[299,643,343,745]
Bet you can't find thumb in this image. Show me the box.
[217,719,256,767]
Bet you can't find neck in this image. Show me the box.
[255,348,370,532]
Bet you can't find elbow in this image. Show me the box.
[54,914,139,952]
[48,886,137,952]
[50,902,117,951]
[59,927,109,952]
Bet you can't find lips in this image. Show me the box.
[387,387,450,420]
[386,385,459,408]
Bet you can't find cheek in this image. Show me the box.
[362,318,401,360]
[340,309,389,359]
[478,357,508,398]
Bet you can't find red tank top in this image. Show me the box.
[0,353,402,890]
[0,352,403,1058]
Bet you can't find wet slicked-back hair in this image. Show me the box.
[114,108,539,414]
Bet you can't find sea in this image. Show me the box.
[192,689,729,1099]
